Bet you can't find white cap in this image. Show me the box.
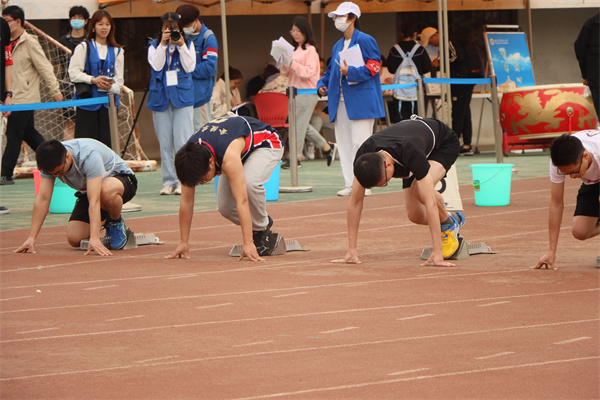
[420,27,438,48]
[327,2,361,19]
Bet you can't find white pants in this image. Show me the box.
[153,103,194,187]
[334,101,374,188]
[216,147,284,230]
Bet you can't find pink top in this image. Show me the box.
[280,43,319,89]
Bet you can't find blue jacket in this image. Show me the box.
[73,41,120,111]
[146,39,195,112]
[317,29,385,122]
[189,22,219,108]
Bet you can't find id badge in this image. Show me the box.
[166,70,178,86]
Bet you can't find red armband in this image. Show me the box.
[365,59,380,77]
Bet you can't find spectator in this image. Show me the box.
[14,138,138,255]
[246,63,269,105]
[1,5,63,186]
[317,2,385,197]
[0,16,13,214]
[211,67,250,118]
[146,12,196,196]
[68,10,123,148]
[58,5,90,141]
[574,12,599,119]
[387,22,432,121]
[58,6,89,53]
[176,4,219,132]
[278,16,335,169]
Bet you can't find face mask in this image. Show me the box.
[334,17,351,33]
[183,22,196,35]
[71,19,85,30]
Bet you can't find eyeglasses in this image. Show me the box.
[48,159,68,177]
[556,153,584,176]
[381,156,388,187]
[4,18,15,24]
[289,28,301,35]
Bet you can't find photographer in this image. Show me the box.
[68,10,123,148]
[146,12,196,196]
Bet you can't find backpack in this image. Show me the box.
[463,41,484,78]
[392,43,421,100]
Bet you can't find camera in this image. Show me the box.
[170,30,181,41]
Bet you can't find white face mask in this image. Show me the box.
[334,16,351,33]
[183,22,196,35]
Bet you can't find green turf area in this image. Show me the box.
[0,150,551,232]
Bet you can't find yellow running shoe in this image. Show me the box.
[441,221,459,259]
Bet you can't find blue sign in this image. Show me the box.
[485,32,535,90]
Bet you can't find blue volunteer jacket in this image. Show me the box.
[190,23,219,108]
[146,39,195,112]
[317,29,385,122]
[73,40,120,111]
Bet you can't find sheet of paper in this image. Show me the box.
[270,37,294,62]
[338,43,365,68]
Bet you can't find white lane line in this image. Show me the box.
[398,314,434,321]
[417,272,449,277]
[105,315,145,322]
[474,352,515,360]
[233,341,273,348]
[81,285,119,291]
[134,356,179,364]
[476,301,511,307]
[0,296,34,302]
[319,327,358,334]
[388,367,431,376]
[272,292,308,298]
[16,327,60,335]
[196,302,233,310]
[554,337,592,345]
[165,275,199,280]
[230,356,599,400]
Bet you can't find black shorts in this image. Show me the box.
[402,125,460,189]
[69,174,138,223]
[574,181,600,218]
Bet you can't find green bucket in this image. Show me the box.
[470,163,514,206]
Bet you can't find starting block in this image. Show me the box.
[596,256,600,268]
[229,238,308,257]
[80,229,163,251]
[420,234,495,261]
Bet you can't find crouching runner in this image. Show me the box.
[14,138,137,255]
[332,115,464,267]
[167,114,284,261]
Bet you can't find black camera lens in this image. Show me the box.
[170,30,181,41]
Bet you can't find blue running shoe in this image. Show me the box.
[106,217,128,250]
[451,212,466,231]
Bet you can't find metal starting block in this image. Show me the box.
[80,229,163,251]
[420,234,495,261]
[229,238,308,257]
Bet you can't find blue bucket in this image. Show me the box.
[214,161,281,202]
[470,163,514,206]
[50,180,77,214]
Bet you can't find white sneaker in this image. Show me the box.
[160,186,174,195]
[365,189,372,196]
[337,187,352,197]
[173,185,182,195]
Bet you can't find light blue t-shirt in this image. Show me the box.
[40,139,133,191]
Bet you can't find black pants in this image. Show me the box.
[75,107,111,148]
[1,110,46,179]
[590,85,599,120]
[451,84,475,146]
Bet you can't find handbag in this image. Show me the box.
[75,82,93,99]
[74,40,93,99]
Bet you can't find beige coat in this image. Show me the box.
[11,31,60,105]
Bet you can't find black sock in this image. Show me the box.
[441,217,453,226]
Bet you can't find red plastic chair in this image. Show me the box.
[253,92,289,129]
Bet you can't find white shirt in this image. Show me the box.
[68,40,124,95]
[549,129,600,185]
[147,42,196,74]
